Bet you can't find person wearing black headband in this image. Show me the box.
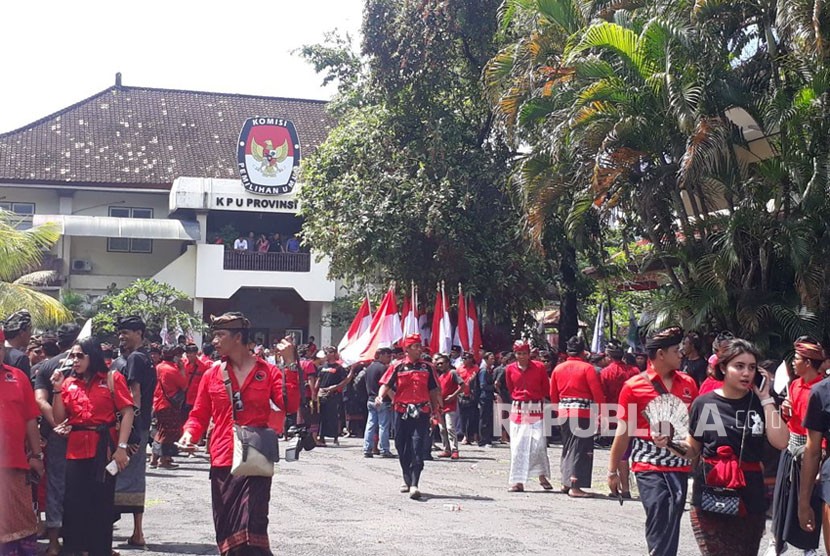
[607,326,699,556]
[179,312,285,555]
[550,336,605,497]
[599,340,639,495]
[4,309,32,376]
[112,314,155,548]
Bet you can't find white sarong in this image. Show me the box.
[509,418,551,484]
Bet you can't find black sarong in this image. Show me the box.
[64,458,116,556]
[318,394,341,439]
[210,467,272,555]
[771,449,822,551]
[560,416,594,488]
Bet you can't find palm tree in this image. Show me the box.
[487,0,828,354]
[0,210,72,325]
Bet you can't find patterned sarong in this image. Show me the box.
[0,468,38,556]
[210,467,272,555]
[114,429,149,514]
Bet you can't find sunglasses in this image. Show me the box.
[232,390,244,412]
[67,352,86,360]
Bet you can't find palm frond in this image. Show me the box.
[0,282,73,326]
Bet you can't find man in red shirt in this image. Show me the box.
[599,339,638,494]
[179,312,284,555]
[434,354,462,459]
[505,340,552,492]
[377,334,442,500]
[550,336,605,497]
[608,326,698,556]
[0,333,44,556]
[182,343,209,416]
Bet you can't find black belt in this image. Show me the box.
[73,422,116,482]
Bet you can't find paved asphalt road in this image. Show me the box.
[97,438,786,556]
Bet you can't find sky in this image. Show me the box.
[0,0,364,133]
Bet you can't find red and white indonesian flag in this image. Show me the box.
[341,287,402,365]
[453,284,471,352]
[337,296,373,353]
[452,286,483,360]
[402,284,420,337]
[429,283,452,355]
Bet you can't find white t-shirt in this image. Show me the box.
[233,238,248,250]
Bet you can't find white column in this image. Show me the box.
[308,302,321,347]
[58,195,73,284]
[192,297,204,346]
[195,212,208,244]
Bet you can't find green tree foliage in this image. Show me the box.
[93,279,203,340]
[299,0,550,336]
[487,0,830,356]
[0,210,72,326]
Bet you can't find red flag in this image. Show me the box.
[341,286,402,364]
[337,295,372,353]
[468,296,483,362]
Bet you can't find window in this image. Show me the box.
[0,202,35,229]
[107,206,153,253]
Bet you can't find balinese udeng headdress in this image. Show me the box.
[795,339,826,362]
[644,326,684,350]
[512,340,531,353]
[209,312,251,331]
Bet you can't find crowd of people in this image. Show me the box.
[5,305,830,556]
[226,232,302,254]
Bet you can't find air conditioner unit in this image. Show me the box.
[71,259,92,272]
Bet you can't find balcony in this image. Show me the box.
[223,250,311,272]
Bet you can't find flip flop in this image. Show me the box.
[126,537,146,547]
[508,485,524,492]
[568,491,593,498]
[539,479,554,491]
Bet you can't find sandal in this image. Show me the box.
[539,478,553,491]
[126,536,146,547]
[508,484,524,492]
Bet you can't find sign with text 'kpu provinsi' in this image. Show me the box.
[237,118,301,195]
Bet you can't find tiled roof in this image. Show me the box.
[0,82,332,189]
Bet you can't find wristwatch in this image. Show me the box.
[29,452,44,460]
[118,443,129,450]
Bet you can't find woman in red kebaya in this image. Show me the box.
[179,313,284,556]
[51,338,134,556]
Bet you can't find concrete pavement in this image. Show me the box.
[104,438,783,556]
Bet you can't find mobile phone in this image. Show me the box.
[105,460,119,476]
[755,374,766,392]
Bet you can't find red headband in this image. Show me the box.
[402,334,422,349]
[795,341,826,362]
[513,340,530,353]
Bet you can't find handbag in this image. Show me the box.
[221,362,279,477]
[699,394,752,516]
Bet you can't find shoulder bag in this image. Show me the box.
[221,362,279,477]
[699,394,752,515]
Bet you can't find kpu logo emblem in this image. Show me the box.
[237,118,301,195]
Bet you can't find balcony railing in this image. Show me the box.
[223,250,311,272]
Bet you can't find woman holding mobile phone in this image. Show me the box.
[659,338,788,555]
[51,338,134,556]
[768,338,827,555]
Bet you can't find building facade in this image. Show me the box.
[0,76,337,346]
